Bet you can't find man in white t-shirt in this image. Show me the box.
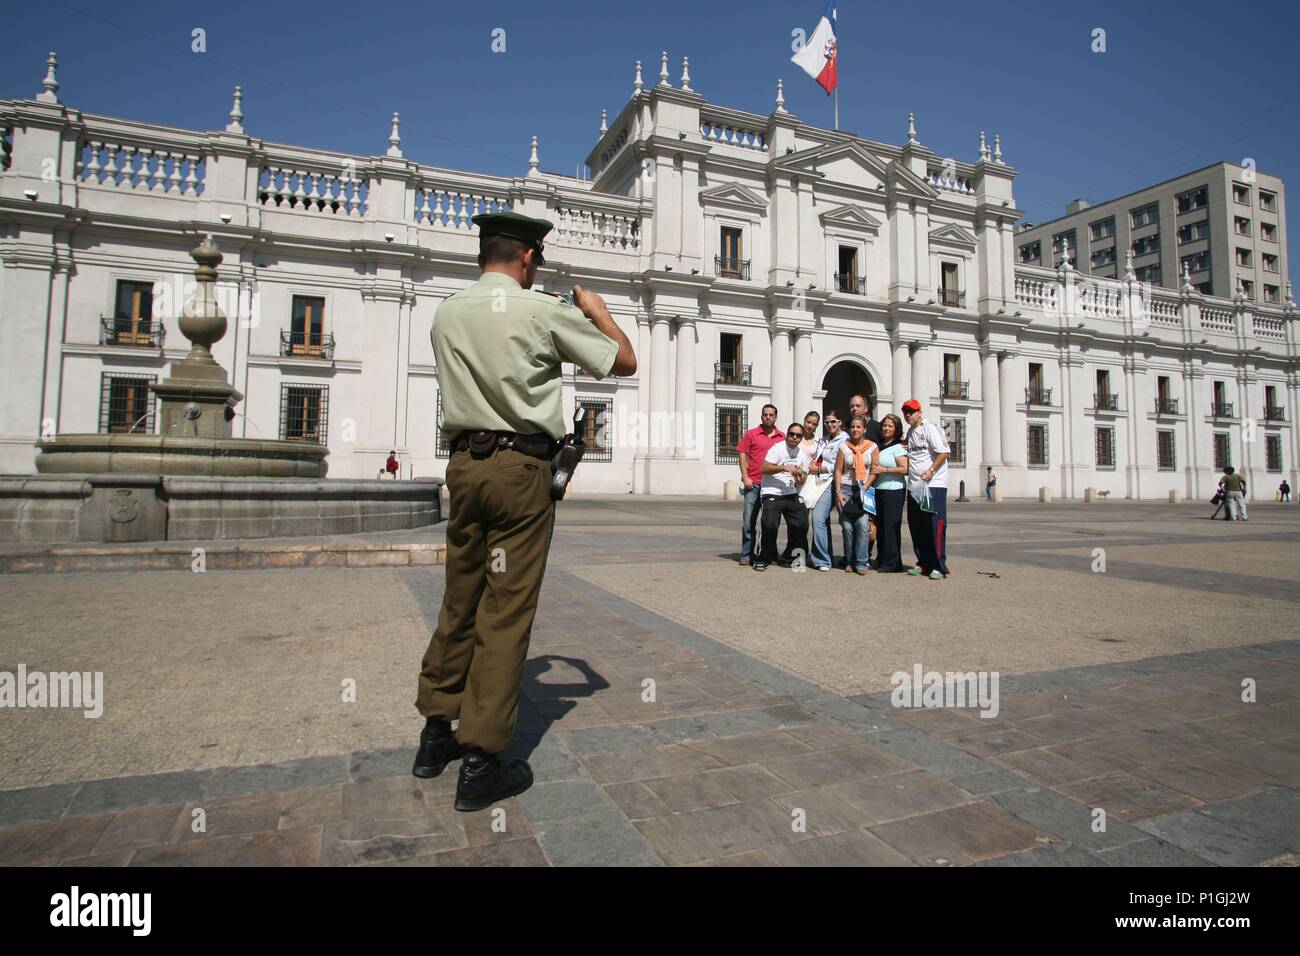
[754,423,812,570]
[902,399,951,578]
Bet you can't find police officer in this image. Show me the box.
[412,211,636,811]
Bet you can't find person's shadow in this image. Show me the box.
[508,654,610,761]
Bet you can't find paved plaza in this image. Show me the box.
[0,497,1298,866]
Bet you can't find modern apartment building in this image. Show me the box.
[1017,162,1288,306]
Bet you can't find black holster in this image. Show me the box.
[550,405,589,500]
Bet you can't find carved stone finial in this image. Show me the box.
[775,79,787,113]
[1124,250,1135,282]
[528,134,540,175]
[633,59,643,94]
[659,51,671,87]
[37,52,60,104]
[225,86,244,133]
[907,112,917,145]
[978,130,988,161]
[600,109,608,134]
[681,56,692,91]
[386,112,402,157]
[1181,262,1194,294]
[994,134,1003,164]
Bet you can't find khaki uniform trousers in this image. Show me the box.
[416,447,556,753]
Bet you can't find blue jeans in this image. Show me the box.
[810,486,836,568]
[739,484,762,561]
[839,513,871,570]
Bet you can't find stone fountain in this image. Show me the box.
[1,236,441,543]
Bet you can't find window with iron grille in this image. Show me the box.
[1266,434,1282,473]
[1095,426,1116,469]
[1027,423,1048,468]
[100,373,156,434]
[941,417,965,465]
[715,404,746,464]
[435,392,450,459]
[576,397,613,462]
[280,383,328,443]
[1213,432,1231,470]
[1157,430,1176,471]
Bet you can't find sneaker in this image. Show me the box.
[752,562,769,571]
[853,567,869,575]
[738,558,750,567]
[815,565,830,572]
[929,570,943,580]
[907,567,926,576]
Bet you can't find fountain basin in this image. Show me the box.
[35,434,328,478]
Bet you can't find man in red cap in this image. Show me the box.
[901,398,950,579]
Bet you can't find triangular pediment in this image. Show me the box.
[699,182,768,211]
[929,223,978,248]
[777,141,889,190]
[819,203,883,232]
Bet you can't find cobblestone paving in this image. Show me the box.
[1,499,1297,865]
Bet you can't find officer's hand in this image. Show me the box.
[572,284,609,321]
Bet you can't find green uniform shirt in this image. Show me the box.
[1222,473,1246,493]
[432,272,618,441]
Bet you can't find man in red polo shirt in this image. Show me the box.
[736,404,785,566]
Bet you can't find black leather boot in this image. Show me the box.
[411,717,464,779]
[454,749,533,812]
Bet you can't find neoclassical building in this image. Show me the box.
[1,52,1295,499]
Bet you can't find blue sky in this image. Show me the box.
[3,0,1297,289]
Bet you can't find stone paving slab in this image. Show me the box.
[1,499,1298,866]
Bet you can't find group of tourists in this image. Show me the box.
[736,394,952,579]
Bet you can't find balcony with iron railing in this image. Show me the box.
[281,330,336,360]
[715,256,751,280]
[1210,402,1234,419]
[1155,397,1180,415]
[939,380,969,400]
[714,362,752,386]
[100,315,164,348]
[1095,393,1119,411]
[1264,406,1286,421]
[834,274,866,295]
[939,288,966,308]
[1025,386,1052,406]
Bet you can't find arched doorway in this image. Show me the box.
[822,361,876,430]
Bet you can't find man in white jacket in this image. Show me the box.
[901,399,950,579]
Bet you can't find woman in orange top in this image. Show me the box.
[833,416,879,574]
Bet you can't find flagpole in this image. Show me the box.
[834,86,839,131]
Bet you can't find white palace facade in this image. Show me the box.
[1,53,1296,499]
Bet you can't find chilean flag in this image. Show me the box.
[792,1,838,94]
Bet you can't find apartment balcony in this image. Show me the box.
[715,256,750,280]
[939,380,969,401]
[1095,393,1119,411]
[281,330,336,360]
[714,362,752,386]
[939,288,966,308]
[1155,397,1180,415]
[100,316,164,348]
[1264,406,1286,422]
[1210,402,1234,419]
[1025,386,1052,406]
[834,273,865,295]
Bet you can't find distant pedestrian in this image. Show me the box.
[902,399,951,579]
[870,414,909,572]
[985,466,997,501]
[386,450,400,477]
[755,422,811,571]
[1222,466,1248,521]
[736,405,785,566]
[1280,480,1291,503]
[1210,478,1229,520]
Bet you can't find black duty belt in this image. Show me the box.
[453,430,557,460]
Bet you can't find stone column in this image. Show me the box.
[636,315,651,455]
[980,348,1002,465]
[999,351,1020,466]
[770,328,792,422]
[792,331,813,421]
[674,315,698,458]
[891,339,911,412]
[649,314,673,455]
[911,343,929,408]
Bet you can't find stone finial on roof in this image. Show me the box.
[659,50,671,87]
[681,57,692,92]
[386,113,402,158]
[528,135,540,176]
[225,86,245,134]
[633,59,643,95]
[37,52,60,104]
[978,130,989,162]
[907,112,917,145]
[775,79,787,113]
[1124,250,1136,282]
[994,134,1003,164]
[1181,262,1194,294]
[600,109,608,134]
